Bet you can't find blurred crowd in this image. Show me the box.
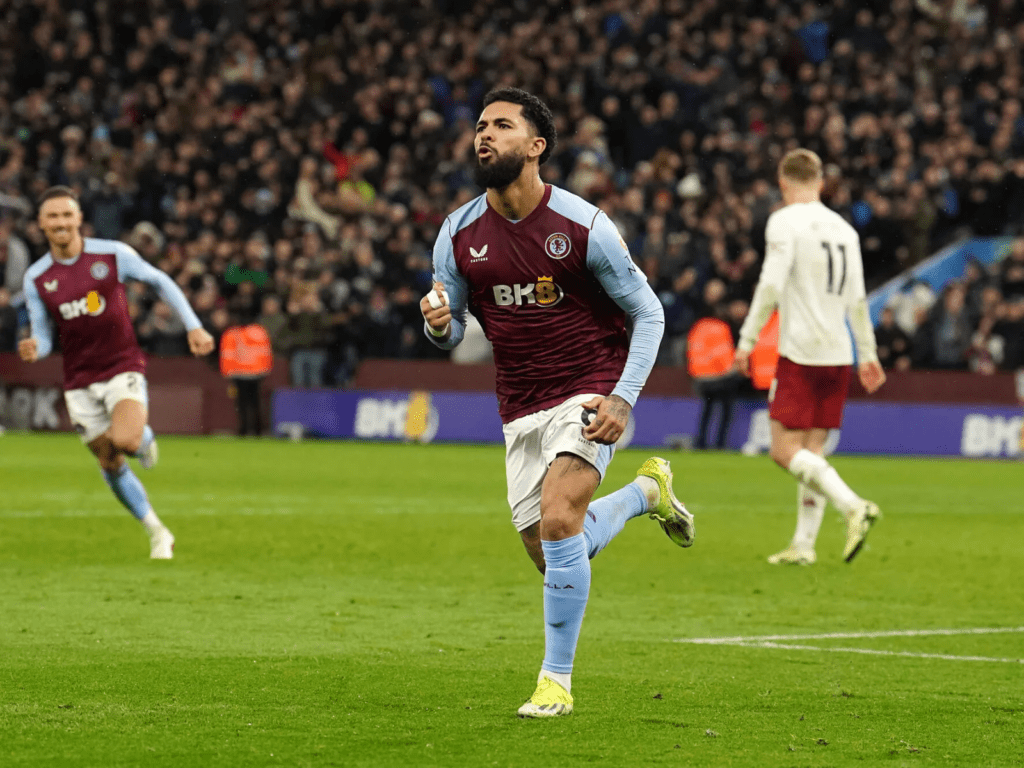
[877,237,1024,372]
[2,0,1024,380]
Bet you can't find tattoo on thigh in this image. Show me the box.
[553,452,594,476]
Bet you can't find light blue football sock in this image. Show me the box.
[131,425,154,457]
[583,481,648,559]
[540,534,591,675]
[102,463,152,521]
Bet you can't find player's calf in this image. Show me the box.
[88,435,122,472]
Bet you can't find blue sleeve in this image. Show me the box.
[585,210,651,298]
[115,242,202,331]
[586,212,664,406]
[608,284,665,406]
[23,274,53,359]
[426,219,470,350]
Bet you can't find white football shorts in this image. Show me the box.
[64,371,149,443]
[503,393,615,532]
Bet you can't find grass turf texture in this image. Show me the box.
[1,432,1021,767]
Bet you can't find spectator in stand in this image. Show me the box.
[1000,238,1024,300]
[257,294,289,358]
[286,289,329,388]
[930,283,974,370]
[910,306,937,369]
[898,180,937,268]
[991,297,1024,369]
[889,279,937,337]
[0,287,18,352]
[206,306,233,361]
[859,196,904,286]
[138,300,189,356]
[962,258,991,322]
[875,307,913,371]
[0,215,31,306]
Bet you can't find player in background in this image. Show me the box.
[422,88,694,718]
[734,149,886,565]
[19,186,214,559]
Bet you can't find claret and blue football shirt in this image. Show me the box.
[429,185,663,422]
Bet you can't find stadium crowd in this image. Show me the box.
[2,0,1024,381]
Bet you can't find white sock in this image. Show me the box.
[787,449,861,516]
[633,476,659,509]
[793,483,825,549]
[540,668,571,693]
[140,510,166,536]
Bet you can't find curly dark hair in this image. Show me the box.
[481,87,558,165]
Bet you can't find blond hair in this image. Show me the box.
[778,149,823,183]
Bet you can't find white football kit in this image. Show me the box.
[738,201,877,366]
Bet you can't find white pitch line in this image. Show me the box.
[675,627,1024,644]
[673,627,1024,664]
[728,641,1024,664]
[0,497,495,519]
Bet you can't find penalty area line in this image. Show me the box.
[674,627,1024,644]
[672,627,1024,664]
[728,641,1024,664]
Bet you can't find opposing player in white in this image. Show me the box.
[735,149,886,564]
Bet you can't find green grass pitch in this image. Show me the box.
[1,432,1021,767]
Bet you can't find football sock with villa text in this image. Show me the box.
[540,534,591,679]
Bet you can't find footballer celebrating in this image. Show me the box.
[735,149,886,565]
[19,186,214,559]
[421,88,695,718]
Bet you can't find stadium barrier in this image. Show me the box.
[348,359,1021,405]
[4,355,1020,456]
[269,360,1023,459]
[272,387,1022,459]
[0,353,289,435]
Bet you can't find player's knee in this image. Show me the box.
[539,500,579,540]
[111,426,143,455]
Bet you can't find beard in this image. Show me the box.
[474,148,527,190]
[46,228,76,245]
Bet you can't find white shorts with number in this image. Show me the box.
[503,393,615,532]
[64,371,148,443]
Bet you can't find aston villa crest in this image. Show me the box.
[545,233,571,260]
